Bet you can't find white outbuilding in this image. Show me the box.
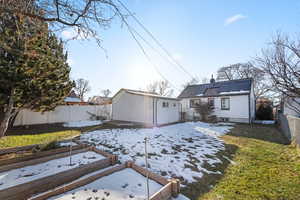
[112,89,181,126]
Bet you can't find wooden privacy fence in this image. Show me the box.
[14,104,112,126]
[0,145,118,200]
[30,161,180,200]
[278,114,300,147]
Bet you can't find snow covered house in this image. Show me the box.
[178,78,255,123]
[112,89,181,126]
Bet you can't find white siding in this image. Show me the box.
[180,95,250,123]
[213,95,249,122]
[14,105,112,126]
[156,99,180,125]
[112,91,154,125]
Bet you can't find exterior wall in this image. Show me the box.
[14,105,112,126]
[156,99,180,125]
[181,95,250,123]
[278,113,300,147]
[112,91,154,125]
[250,82,256,121]
[283,97,300,117]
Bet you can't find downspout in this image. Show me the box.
[248,94,251,124]
[111,100,113,120]
[152,98,155,125]
[180,101,183,121]
[155,98,158,126]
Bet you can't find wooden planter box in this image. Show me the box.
[0,145,118,200]
[30,161,180,200]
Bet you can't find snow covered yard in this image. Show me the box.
[79,122,234,184]
[0,151,105,190]
[63,120,102,128]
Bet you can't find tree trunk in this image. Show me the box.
[0,89,15,138]
[8,110,19,128]
[0,115,10,138]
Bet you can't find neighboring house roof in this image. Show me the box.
[113,89,179,101]
[178,79,252,98]
[64,90,82,103]
[64,97,82,103]
[89,96,112,105]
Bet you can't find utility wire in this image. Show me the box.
[116,0,195,80]
[114,5,181,91]
[130,26,188,85]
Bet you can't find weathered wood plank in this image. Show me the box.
[0,144,87,166]
[150,182,172,200]
[30,164,127,200]
[0,147,89,173]
[0,158,112,200]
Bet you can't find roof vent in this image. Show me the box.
[210,75,215,84]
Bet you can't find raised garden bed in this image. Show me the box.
[0,145,117,200]
[30,161,180,200]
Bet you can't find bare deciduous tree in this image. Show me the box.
[0,0,124,46]
[101,89,111,97]
[216,62,272,100]
[146,80,174,97]
[194,102,213,122]
[74,78,91,101]
[256,33,300,114]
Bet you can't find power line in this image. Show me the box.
[130,25,188,83]
[116,0,195,80]
[114,6,181,91]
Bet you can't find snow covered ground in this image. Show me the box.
[63,120,102,127]
[49,168,189,200]
[57,141,78,147]
[0,151,105,190]
[254,120,275,125]
[79,122,233,184]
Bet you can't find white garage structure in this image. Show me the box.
[112,89,181,126]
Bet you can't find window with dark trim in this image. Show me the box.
[208,97,215,108]
[190,99,201,108]
[162,102,169,108]
[221,97,230,110]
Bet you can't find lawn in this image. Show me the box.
[1,122,299,200]
[196,124,300,200]
[0,130,80,149]
[79,122,300,200]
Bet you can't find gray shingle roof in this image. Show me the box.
[178,79,252,98]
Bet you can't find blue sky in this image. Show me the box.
[62,0,300,98]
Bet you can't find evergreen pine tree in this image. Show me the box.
[0,11,74,137]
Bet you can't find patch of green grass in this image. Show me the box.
[197,124,300,200]
[0,130,80,149]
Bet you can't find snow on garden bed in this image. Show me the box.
[79,122,233,184]
[0,151,105,190]
[63,120,102,127]
[48,168,189,200]
[57,141,78,147]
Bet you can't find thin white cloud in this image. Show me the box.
[224,14,247,26]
